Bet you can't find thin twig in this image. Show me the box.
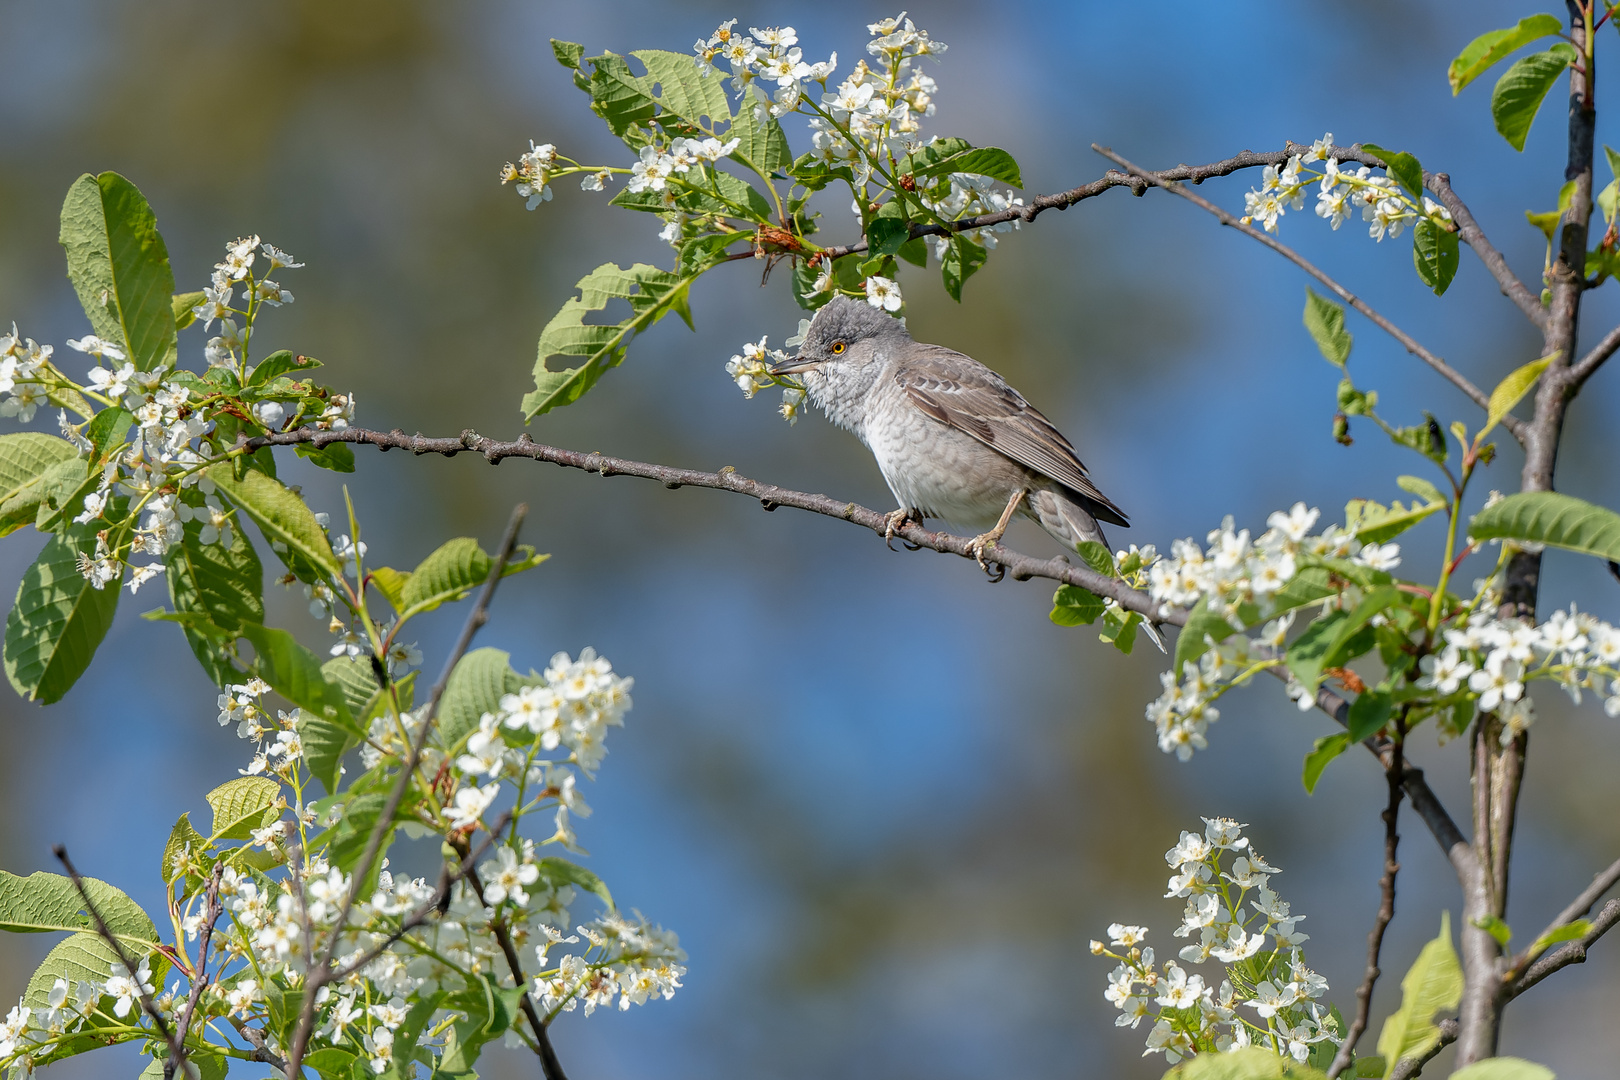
[171,864,226,1080]
[238,427,1172,627]
[1504,853,1620,982]
[1505,896,1620,999]
[1090,145,1527,445]
[1327,737,1404,1079]
[229,1016,288,1071]
[283,504,529,1079]
[463,863,570,1080]
[1388,1017,1460,1080]
[53,847,189,1074]
[1565,318,1620,388]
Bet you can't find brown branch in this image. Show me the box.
[171,864,225,1080]
[284,504,529,1079]
[1503,853,1620,985]
[238,427,1173,629]
[1505,896,1620,999]
[1327,737,1404,1079]
[463,864,570,1080]
[1565,318,1620,388]
[52,847,189,1075]
[229,1016,288,1071]
[1091,145,1526,444]
[820,144,1546,332]
[1388,1018,1460,1080]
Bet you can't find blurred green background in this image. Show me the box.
[1,1,1617,1076]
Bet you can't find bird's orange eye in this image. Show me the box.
[831,341,846,354]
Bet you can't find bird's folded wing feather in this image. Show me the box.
[896,345,1130,526]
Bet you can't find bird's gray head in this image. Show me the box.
[768,295,912,381]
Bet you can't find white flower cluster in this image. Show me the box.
[724,334,806,424]
[1144,504,1400,758]
[1240,134,1453,240]
[532,914,687,1018]
[0,962,154,1071]
[1093,819,1338,1067]
[694,19,840,121]
[2,234,356,595]
[1418,604,1620,743]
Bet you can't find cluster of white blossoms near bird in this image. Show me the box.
[0,235,355,595]
[0,646,681,1078]
[1238,133,1452,240]
[1092,818,1339,1065]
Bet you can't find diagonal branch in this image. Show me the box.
[1506,896,1620,999]
[1388,1018,1460,1080]
[239,428,1170,626]
[1565,319,1620,389]
[1091,145,1528,445]
[819,143,1546,332]
[463,862,570,1080]
[1502,853,1620,985]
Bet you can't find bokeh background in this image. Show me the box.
[1,1,1618,1076]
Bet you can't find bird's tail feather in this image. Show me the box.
[1031,488,1167,654]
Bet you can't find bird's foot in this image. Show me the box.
[966,530,1006,577]
[883,509,916,550]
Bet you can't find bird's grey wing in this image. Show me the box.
[895,345,1131,527]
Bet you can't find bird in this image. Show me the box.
[769,295,1163,648]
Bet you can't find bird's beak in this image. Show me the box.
[768,353,821,375]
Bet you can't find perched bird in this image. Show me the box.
[771,296,1160,645]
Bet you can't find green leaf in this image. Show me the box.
[138,1050,228,1080]
[1526,207,1563,241]
[1530,918,1591,952]
[302,1047,357,1080]
[1172,594,1239,675]
[1303,287,1352,366]
[0,871,158,945]
[1272,566,1339,611]
[294,441,355,473]
[1482,353,1555,439]
[1346,498,1445,544]
[730,114,793,176]
[1075,541,1115,576]
[1098,606,1139,654]
[1285,610,1348,689]
[550,39,585,69]
[172,290,206,331]
[1049,584,1106,627]
[369,567,411,613]
[1361,145,1424,202]
[300,712,356,797]
[1491,44,1578,152]
[1468,491,1620,561]
[1348,689,1394,741]
[0,434,81,538]
[1376,912,1463,1075]
[867,200,912,257]
[206,463,342,579]
[1473,914,1513,948]
[162,812,210,889]
[321,655,387,719]
[58,172,178,372]
[523,262,693,420]
[1165,1046,1329,1079]
[86,405,136,464]
[940,235,988,302]
[584,52,657,139]
[1449,14,1563,94]
[1396,475,1448,507]
[4,526,120,704]
[536,857,614,910]
[440,647,521,753]
[911,145,1023,187]
[165,514,263,688]
[25,934,141,1010]
[1302,732,1351,793]
[631,48,731,131]
[397,537,547,622]
[240,623,353,726]
[1412,217,1459,295]
[1448,1059,1556,1080]
[1390,413,1448,465]
[206,777,282,840]
[324,793,405,896]
[245,350,321,387]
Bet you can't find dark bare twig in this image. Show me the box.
[228,1016,288,1071]
[1502,852,1620,986]
[170,864,225,1080]
[1566,318,1620,388]
[238,427,1170,627]
[1091,145,1526,445]
[1388,1018,1460,1080]
[463,863,570,1080]
[1327,737,1404,1079]
[1506,897,1620,999]
[53,847,189,1074]
[284,504,529,1079]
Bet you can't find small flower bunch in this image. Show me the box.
[1239,134,1453,240]
[724,331,807,424]
[1092,818,1340,1067]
